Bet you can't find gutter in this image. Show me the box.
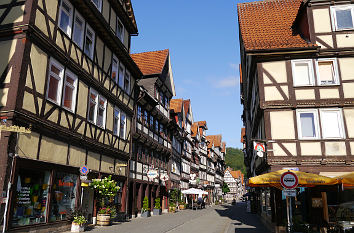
[246,46,320,56]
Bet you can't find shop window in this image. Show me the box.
[59,0,73,36]
[12,169,50,226]
[49,172,78,222]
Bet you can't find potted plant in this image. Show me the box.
[169,202,176,213]
[90,176,120,226]
[141,196,150,217]
[71,215,86,232]
[153,198,162,215]
[179,201,185,210]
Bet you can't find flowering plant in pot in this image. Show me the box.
[153,198,162,215]
[71,215,87,232]
[141,196,151,218]
[90,176,120,226]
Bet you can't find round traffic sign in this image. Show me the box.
[80,166,89,176]
[280,171,298,189]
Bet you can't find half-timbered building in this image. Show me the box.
[197,121,208,190]
[0,0,140,231]
[238,0,354,230]
[130,49,175,217]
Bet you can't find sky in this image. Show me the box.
[130,1,245,148]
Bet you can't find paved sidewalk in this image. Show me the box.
[68,203,270,233]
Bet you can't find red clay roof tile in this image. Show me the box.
[237,0,317,51]
[131,49,169,75]
[170,99,183,113]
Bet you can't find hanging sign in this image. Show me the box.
[160,173,169,182]
[280,171,298,189]
[147,170,158,179]
[253,141,265,152]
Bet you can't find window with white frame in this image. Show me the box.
[59,0,73,36]
[112,55,119,83]
[331,5,354,31]
[116,17,124,42]
[120,112,127,139]
[297,109,320,139]
[113,108,120,136]
[118,63,125,89]
[316,58,339,85]
[47,58,64,104]
[124,70,131,93]
[96,96,107,128]
[72,11,85,48]
[62,70,77,111]
[291,59,315,86]
[88,89,98,123]
[91,0,102,12]
[320,109,345,139]
[84,24,95,59]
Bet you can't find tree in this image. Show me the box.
[225,147,246,175]
[222,182,230,194]
[142,196,150,212]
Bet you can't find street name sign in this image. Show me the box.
[282,189,297,197]
[280,171,298,189]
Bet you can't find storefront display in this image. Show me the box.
[50,172,78,221]
[12,169,50,226]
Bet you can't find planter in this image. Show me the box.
[141,211,151,218]
[179,205,185,210]
[153,208,161,215]
[71,222,84,232]
[169,207,176,213]
[97,214,111,226]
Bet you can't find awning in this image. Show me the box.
[335,172,354,187]
[248,169,339,189]
[181,188,208,195]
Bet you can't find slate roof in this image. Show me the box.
[237,0,317,51]
[131,49,169,75]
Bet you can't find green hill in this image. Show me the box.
[225,147,246,174]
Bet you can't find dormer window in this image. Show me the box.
[331,5,354,31]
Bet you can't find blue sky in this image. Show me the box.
[131,1,244,148]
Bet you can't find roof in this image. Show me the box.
[191,123,198,137]
[221,142,226,153]
[237,0,317,51]
[197,121,207,129]
[206,135,222,148]
[183,99,190,117]
[170,99,183,113]
[124,0,138,33]
[131,49,169,75]
[230,170,242,179]
[241,128,245,143]
[206,136,214,149]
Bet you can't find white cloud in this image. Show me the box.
[215,76,238,88]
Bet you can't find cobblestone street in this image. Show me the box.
[78,203,270,233]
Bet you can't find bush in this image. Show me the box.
[142,196,150,212]
[154,198,161,209]
[73,215,87,225]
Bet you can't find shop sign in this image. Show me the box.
[160,173,169,182]
[280,171,298,189]
[282,189,296,197]
[147,170,158,179]
[80,166,89,176]
[0,124,32,133]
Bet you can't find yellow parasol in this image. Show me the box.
[248,169,339,189]
[335,172,354,187]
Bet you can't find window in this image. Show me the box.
[91,0,102,12]
[84,24,95,59]
[88,89,98,123]
[150,115,154,130]
[112,55,119,83]
[297,110,320,139]
[116,18,124,42]
[143,110,148,127]
[331,5,354,31]
[113,108,120,136]
[96,96,107,128]
[137,105,142,122]
[62,70,77,111]
[120,113,126,139]
[316,59,339,85]
[72,12,85,48]
[291,59,315,86]
[47,58,64,104]
[118,63,125,89]
[124,70,131,93]
[320,109,345,138]
[59,0,73,36]
[155,119,159,133]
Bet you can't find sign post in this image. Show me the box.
[281,171,298,233]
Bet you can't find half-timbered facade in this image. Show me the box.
[238,0,354,230]
[0,0,140,231]
[197,121,208,189]
[130,49,175,217]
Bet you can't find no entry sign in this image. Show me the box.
[280,171,298,189]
